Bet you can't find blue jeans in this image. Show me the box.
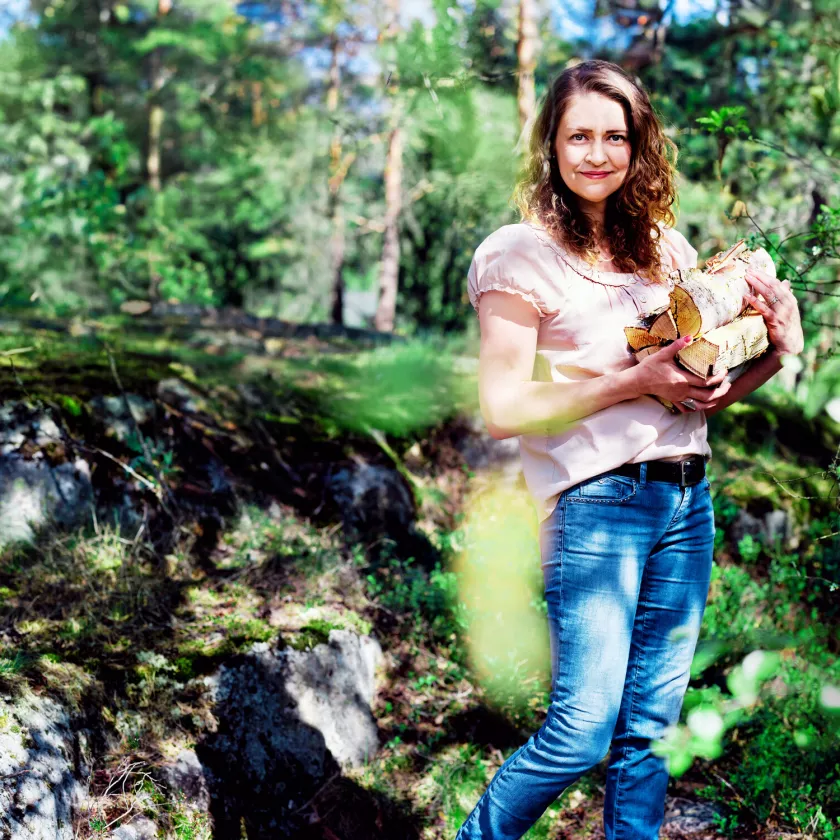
[455,462,715,840]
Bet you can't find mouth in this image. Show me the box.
[581,171,612,178]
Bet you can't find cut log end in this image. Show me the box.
[625,326,665,352]
[650,310,679,341]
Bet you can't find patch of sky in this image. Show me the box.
[0,0,33,40]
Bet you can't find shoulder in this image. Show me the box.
[473,222,545,258]
[467,223,565,317]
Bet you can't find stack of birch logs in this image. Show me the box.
[625,239,776,413]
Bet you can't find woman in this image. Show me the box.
[456,60,803,840]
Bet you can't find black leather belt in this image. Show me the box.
[608,454,707,487]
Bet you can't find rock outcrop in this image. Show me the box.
[189,629,382,837]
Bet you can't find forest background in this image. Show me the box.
[1,1,840,839]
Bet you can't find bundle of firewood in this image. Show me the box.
[625,240,776,413]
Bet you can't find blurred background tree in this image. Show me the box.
[0,0,836,346]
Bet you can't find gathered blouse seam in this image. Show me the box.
[522,222,678,292]
[470,282,551,318]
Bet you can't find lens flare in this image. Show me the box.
[454,479,551,710]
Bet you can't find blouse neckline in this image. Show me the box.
[522,220,673,290]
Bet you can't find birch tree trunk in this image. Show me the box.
[146,0,172,303]
[146,0,172,195]
[374,0,403,334]
[516,0,537,134]
[375,113,403,333]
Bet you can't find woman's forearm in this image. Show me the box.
[703,349,784,418]
[486,366,643,439]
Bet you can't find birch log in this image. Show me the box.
[650,309,679,341]
[625,326,664,352]
[675,312,769,378]
[669,244,776,337]
[633,315,769,375]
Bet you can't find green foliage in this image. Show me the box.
[695,105,750,138]
[737,533,761,564]
[0,651,30,678]
[288,618,343,651]
[292,337,476,439]
[364,554,462,641]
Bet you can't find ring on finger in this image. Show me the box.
[682,398,697,410]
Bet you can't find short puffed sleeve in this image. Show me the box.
[658,222,699,271]
[467,224,565,318]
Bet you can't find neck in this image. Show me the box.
[578,199,607,237]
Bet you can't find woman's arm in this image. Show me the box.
[702,348,784,418]
[478,291,646,439]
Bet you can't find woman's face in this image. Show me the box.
[553,91,632,217]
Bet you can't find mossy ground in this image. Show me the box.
[0,322,837,839]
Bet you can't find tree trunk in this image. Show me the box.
[326,34,346,326]
[146,0,172,303]
[146,0,172,195]
[251,81,266,127]
[375,117,403,333]
[374,0,403,334]
[516,0,537,134]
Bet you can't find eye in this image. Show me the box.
[571,133,627,141]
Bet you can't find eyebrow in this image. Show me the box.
[569,127,627,133]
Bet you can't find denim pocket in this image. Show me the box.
[568,473,637,504]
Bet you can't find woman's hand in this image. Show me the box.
[744,268,804,357]
[634,335,732,413]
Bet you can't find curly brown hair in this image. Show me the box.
[512,59,680,287]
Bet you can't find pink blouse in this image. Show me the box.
[467,219,712,523]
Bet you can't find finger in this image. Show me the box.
[745,266,779,287]
[680,368,706,388]
[667,335,695,357]
[745,268,775,293]
[693,384,730,402]
[781,279,798,303]
[744,274,771,301]
[744,291,782,321]
[707,383,731,400]
[686,387,715,402]
[688,379,731,400]
[746,268,785,301]
[704,370,728,386]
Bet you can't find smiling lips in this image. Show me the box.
[581,171,612,178]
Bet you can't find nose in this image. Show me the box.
[587,138,608,166]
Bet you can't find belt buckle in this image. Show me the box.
[679,457,699,487]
